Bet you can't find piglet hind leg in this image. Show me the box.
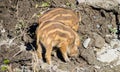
[36,44,42,59]
[45,44,53,64]
[36,30,42,59]
[59,42,70,62]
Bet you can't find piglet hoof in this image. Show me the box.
[46,59,52,65]
[47,61,52,65]
[38,59,43,64]
[65,58,70,62]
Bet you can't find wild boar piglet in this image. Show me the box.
[36,21,80,64]
[38,8,81,31]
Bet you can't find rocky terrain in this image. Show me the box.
[0,0,120,72]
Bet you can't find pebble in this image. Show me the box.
[93,33,105,48]
[1,28,5,33]
[110,39,120,48]
[83,37,91,48]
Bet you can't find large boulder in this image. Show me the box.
[77,0,120,14]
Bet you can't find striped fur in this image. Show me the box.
[36,21,80,64]
[38,8,81,31]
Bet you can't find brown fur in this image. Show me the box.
[38,8,81,31]
[36,21,80,64]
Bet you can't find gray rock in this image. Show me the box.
[96,39,120,65]
[93,33,105,48]
[80,48,96,65]
[77,0,119,13]
[97,48,119,63]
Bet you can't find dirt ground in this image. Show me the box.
[0,0,120,72]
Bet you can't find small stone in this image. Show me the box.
[19,43,26,51]
[58,64,68,71]
[96,24,101,29]
[1,28,5,33]
[81,48,96,65]
[110,39,120,48]
[52,65,57,71]
[94,65,101,69]
[93,33,105,48]
[105,37,113,44]
[13,68,21,72]
[41,63,50,69]
[83,37,91,48]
